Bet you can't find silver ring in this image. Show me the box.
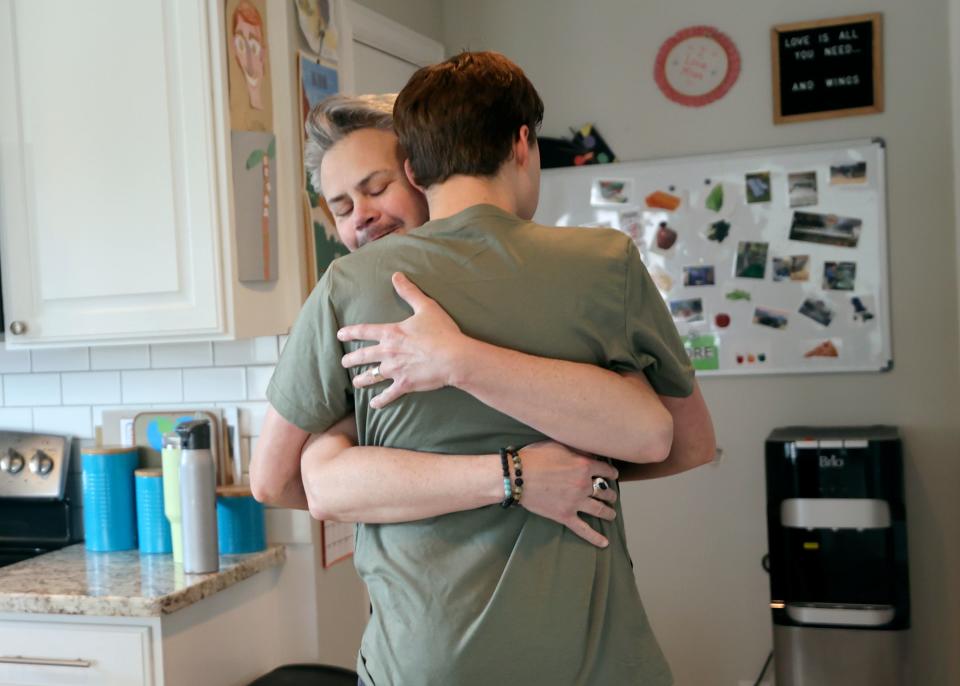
[592,477,609,493]
[369,364,383,382]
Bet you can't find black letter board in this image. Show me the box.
[771,13,883,124]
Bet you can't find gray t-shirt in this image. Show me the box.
[268,204,694,686]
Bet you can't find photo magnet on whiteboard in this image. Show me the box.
[823,261,857,290]
[788,171,818,207]
[830,162,867,185]
[591,178,634,206]
[799,298,835,327]
[735,242,769,279]
[753,306,789,330]
[745,172,772,203]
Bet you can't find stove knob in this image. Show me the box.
[1,449,25,474]
[29,452,54,476]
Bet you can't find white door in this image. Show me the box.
[342,2,444,95]
[0,0,224,347]
[353,42,420,94]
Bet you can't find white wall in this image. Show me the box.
[442,2,960,685]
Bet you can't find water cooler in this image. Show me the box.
[765,426,909,686]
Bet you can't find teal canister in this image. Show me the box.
[216,485,266,554]
[81,446,139,552]
[135,469,172,554]
[161,433,184,564]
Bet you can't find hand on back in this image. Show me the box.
[338,272,465,408]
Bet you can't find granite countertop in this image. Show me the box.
[0,544,285,617]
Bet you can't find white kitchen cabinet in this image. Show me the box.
[0,0,303,349]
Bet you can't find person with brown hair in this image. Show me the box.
[258,52,715,684]
[255,93,670,545]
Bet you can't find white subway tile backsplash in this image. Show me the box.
[33,406,93,439]
[0,338,287,446]
[0,348,30,373]
[4,373,61,406]
[214,338,278,366]
[62,372,122,405]
[183,367,246,402]
[122,370,183,404]
[246,366,275,401]
[150,342,213,368]
[31,347,90,372]
[214,340,255,366]
[0,408,33,430]
[253,336,279,363]
[90,345,150,370]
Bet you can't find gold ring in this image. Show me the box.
[370,364,383,381]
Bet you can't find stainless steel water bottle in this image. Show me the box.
[176,420,219,574]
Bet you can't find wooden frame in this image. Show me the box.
[771,13,883,124]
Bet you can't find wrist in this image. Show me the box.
[487,453,505,505]
[446,334,484,389]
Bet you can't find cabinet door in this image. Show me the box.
[0,1,225,347]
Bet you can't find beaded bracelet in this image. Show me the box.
[499,448,513,508]
[509,447,523,506]
[499,446,524,508]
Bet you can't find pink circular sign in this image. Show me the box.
[654,26,741,107]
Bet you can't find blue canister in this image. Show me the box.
[216,485,266,554]
[81,446,140,552]
[135,469,172,554]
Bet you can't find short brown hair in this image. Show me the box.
[393,51,544,188]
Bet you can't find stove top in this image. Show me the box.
[0,431,74,568]
[0,430,70,499]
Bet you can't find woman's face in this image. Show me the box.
[320,128,429,251]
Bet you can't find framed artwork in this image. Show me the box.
[771,13,883,124]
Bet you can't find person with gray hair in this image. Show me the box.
[303,93,396,195]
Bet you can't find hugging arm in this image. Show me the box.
[339,273,674,463]
[615,380,717,481]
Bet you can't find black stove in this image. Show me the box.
[0,431,75,569]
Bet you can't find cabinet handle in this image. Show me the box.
[8,321,27,335]
[0,655,92,668]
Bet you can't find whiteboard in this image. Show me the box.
[534,139,891,376]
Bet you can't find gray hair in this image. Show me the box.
[304,93,397,193]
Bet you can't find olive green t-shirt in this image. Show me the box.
[267,204,694,686]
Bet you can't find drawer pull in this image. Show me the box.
[0,655,92,668]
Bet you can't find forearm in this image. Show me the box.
[249,406,312,510]
[251,452,310,510]
[450,338,672,462]
[617,383,717,481]
[301,438,503,523]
